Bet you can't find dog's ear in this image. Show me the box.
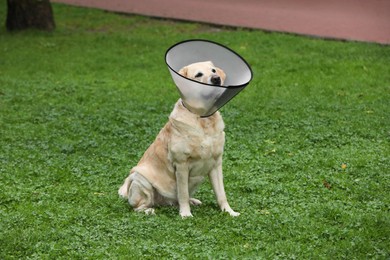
[216,68,226,83]
[178,66,188,77]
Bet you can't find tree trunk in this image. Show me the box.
[6,0,55,31]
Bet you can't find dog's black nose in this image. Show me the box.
[211,75,221,85]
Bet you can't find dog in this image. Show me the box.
[118,61,239,218]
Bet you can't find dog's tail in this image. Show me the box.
[118,175,132,198]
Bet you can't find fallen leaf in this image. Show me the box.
[323,180,332,190]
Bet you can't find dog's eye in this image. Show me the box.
[195,72,203,78]
[211,69,216,73]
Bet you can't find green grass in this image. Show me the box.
[1,2,389,259]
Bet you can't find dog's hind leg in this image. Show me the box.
[127,172,156,215]
[118,175,132,198]
[190,198,202,206]
[188,176,204,206]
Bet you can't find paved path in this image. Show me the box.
[52,0,390,44]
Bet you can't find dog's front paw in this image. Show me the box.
[222,205,240,217]
[180,210,193,219]
[227,210,240,217]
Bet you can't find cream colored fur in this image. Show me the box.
[118,61,239,218]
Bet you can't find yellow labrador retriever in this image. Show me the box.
[118,61,239,218]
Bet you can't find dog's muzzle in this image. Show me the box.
[211,75,221,86]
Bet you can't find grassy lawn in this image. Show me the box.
[1,2,389,259]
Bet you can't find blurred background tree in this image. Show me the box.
[6,0,55,31]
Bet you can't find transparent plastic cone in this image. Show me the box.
[165,40,253,117]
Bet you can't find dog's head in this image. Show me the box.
[178,61,226,86]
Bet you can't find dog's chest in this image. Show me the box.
[169,107,225,176]
[170,128,224,169]
[194,134,222,159]
[186,131,224,176]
